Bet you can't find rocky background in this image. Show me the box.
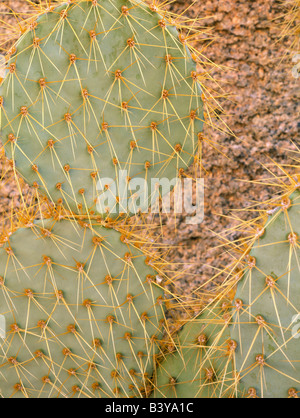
[160,0,299,293]
[0,0,299,294]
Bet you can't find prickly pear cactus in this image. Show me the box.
[0,218,165,398]
[151,302,237,398]
[152,191,300,399]
[0,0,203,217]
[230,191,300,398]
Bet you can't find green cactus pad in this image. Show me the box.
[0,0,203,217]
[151,303,237,398]
[0,218,165,398]
[230,191,300,398]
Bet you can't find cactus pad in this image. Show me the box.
[0,218,165,398]
[230,191,300,398]
[0,0,203,217]
[152,303,237,398]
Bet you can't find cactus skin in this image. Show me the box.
[151,303,237,398]
[0,219,165,398]
[230,191,300,398]
[0,0,203,217]
[152,191,300,399]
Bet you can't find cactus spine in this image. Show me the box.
[280,0,300,61]
[151,302,237,398]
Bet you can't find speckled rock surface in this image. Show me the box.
[156,0,299,292]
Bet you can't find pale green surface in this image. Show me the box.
[1,0,203,216]
[152,304,236,398]
[231,191,300,398]
[0,219,165,398]
[153,192,300,399]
